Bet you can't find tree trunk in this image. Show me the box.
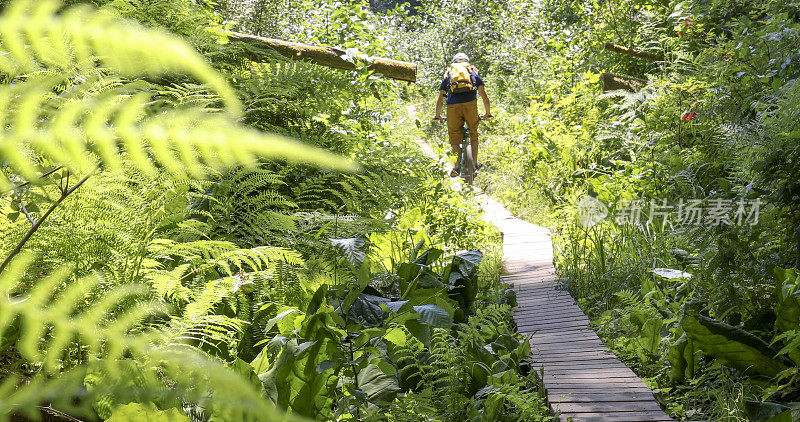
[225,32,417,83]
[601,73,647,92]
[603,43,664,62]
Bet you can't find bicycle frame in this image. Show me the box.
[459,124,475,185]
[437,116,482,185]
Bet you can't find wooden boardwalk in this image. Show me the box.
[478,194,673,422]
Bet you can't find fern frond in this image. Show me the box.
[0,0,356,191]
[146,239,303,275]
[0,253,166,373]
[0,0,239,112]
[0,346,292,421]
[613,289,642,309]
[147,263,194,305]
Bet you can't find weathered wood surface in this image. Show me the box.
[476,194,673,422]
[601,73,647,92]
[225,31,417,82]
[604,43,665,62]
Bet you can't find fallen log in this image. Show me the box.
[601,73,647,92]
[225,31,417,83]
[603,43,664,62]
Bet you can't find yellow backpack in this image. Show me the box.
[447,62,477,93]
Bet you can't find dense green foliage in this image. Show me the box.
[0,0,550,420]
[410,0,800,420]
[4,0,800,420]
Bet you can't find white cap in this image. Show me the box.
[453,53,469,63]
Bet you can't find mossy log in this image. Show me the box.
[603,43,664,62]
[225,31,417,83]
[601,73,647,92]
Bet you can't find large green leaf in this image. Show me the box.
[259,337,341,419]
[356,364,401,404]
[230,358,262,393]
[773,268,800,363]
[348,293,389,328]
[413,304,453,328]
[404,319,431,347]
[667,333,694,386]
[306,284,328,315]
[330,237,366,267]
[745,401,792,422]
[413,248,443,266]
[629,310,663,357]
[774,268,800,333]
[443,251,482,321]
[682,303,789,377]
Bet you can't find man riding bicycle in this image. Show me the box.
[434,53,492,178]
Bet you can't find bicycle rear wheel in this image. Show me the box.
[462,138,475,185]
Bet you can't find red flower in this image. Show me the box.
[681,111,697,121]
[678,32,684,37]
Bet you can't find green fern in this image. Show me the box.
[0,0,355,191]
[0,253,164,374]
[0,253,290,421]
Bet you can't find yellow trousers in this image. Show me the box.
[446,99,479,147]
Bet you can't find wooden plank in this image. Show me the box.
[558,411,672,421]
[554,400,665,413]
[544,381,651,390]
[504,273,558,281]
[515,300,576,309]
[532,333,601,345]
[513,288,571,296]
[526,325,598,334]
[515,313,591,325]
[515,309,588,319]
[548,387,655,395]
[543,368,639,378]
[521,325,594,333]
[539,355,626,365]
[533,343,608,355]
[502,264,555,273]
[513,286,566,294]
[544,361,630,370]
[514,294,573,303]
[515,301,578,311]
[528,326,597,335]
[519,320,593,331]
[543,374,641,382]
[520,324,593,334]
[515,307,582,316]
[548,391,657,403]
[510,275,566,286]
[514,308,588,319]
[513,287,570,296]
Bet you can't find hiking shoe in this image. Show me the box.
[450,167,460,177]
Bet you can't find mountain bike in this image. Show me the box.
[438,117,483,185]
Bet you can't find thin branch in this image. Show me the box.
[13,166,63,189]
[18,198,35,225]
[35,405,83,422]
[0,170,94,274]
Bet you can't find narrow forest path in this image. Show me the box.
[405,104,673,422]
